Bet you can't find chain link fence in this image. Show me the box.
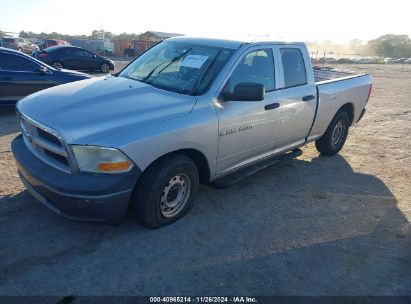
[308,50,411,72]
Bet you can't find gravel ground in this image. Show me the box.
[0,63,410,296]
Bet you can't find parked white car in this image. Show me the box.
[358,58,373,64]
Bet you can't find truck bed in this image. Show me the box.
[307,67,372,143]
[313,66,359,83]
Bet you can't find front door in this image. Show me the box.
[80,50,99,70]
[215,48,282,174]
[71,49,99,71]
[0,53,57,103]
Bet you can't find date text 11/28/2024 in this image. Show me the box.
[149,297,257,303]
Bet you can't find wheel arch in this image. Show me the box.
[338,102,355,125]
[136,148,211,185]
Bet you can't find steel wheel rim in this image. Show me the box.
[160,173,191,218]
[332,120,345,145]
[53,62,62,69]
[102,64,109,73]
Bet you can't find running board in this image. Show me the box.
[210,149,303,189]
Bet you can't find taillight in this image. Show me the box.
[366,84,372,104]
[39,53,48,58]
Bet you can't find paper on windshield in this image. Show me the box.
[180,55,209,69]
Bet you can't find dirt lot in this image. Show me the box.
[0,63,410,296]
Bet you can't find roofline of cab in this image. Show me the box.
[166,36,306,49]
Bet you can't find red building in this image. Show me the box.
[133,31,183,55]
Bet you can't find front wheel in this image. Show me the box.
[130,154,199,229]
[52,61,63,69]
[315,110,350,156]
[100,63,110,73]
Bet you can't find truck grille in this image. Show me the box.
[17,111,71,173]
[36,128,62,147]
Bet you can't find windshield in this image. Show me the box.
[119,41,234,95]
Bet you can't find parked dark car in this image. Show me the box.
[1,37,39,54]
[336,58,355,64]
[34,46,115,73]
[0,47,91,107]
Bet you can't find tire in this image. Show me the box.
[130,154,199,229]
[52,61,63,69]
[315,110,350,156]
[101,62,110,73]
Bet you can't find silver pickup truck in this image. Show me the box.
[12,37,372,228]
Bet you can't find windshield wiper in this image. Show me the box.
[141,48,192,83]
[191,50,222,95]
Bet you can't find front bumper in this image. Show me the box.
[12,135,141,222]
[108,61,115,70]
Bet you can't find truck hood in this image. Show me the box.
[17,76,197,144]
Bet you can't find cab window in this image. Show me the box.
[224,49,275,94]
[280,48,307,88]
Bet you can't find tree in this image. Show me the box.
[91,30,103,39]
[19,30,29,38]
[91,30,112,40]
[112,32,142,40]
[105,31,114,40]
[367,34,411,58]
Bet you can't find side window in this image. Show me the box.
[62,48,72,56]
[225,49,275,93]
[0,53,38,72]
[280,48,307,88]
[82,51,94,58]
[72,49,83,57]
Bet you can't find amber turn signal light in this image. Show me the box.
[96,161,131,172]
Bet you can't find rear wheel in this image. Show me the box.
[315,110,350,156]
[52,61,63,69]
[130,154,199,229]
[101,63,110,73]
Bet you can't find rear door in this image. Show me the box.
[0,53,58,104]
[59,48,77,68]
[2,38,16,50]
[215,47,282,174]
[19,38,30,53]
[273,46,317,151]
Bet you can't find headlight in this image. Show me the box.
[70,145,134,173]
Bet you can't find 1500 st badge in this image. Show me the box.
[219,124,255,137]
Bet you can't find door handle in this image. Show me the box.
[264,103,280,111]
[302,95,315,101]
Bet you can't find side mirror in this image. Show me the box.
[38,66,49,74]
[222,82,265,102]
[93,54,97,59]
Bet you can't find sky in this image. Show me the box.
[1,0,410,43]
